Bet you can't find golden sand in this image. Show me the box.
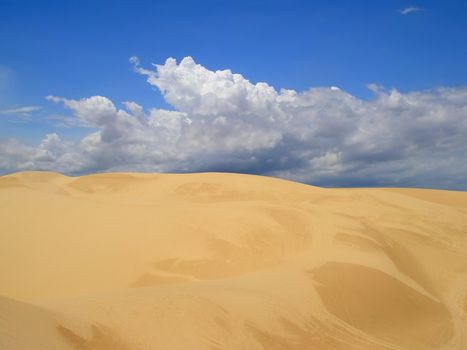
[0,171,466,349]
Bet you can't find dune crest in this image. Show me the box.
[1,171,466,349]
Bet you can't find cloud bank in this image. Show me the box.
[1,57,467,189]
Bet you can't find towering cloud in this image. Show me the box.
[1,57,467,189]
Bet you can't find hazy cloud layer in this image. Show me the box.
[1,57,467,189]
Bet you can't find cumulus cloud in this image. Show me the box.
[1,57,467,189]
[400,6,423,15]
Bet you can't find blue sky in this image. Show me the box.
[1,0,467,189]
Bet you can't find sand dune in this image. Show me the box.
[0,171,466,349]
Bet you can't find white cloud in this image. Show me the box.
[0,105,41,117]
[1,57,467,189]
[400,6,423,15]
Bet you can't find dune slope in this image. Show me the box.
[0,171,466,349]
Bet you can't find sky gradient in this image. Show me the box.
[1,0,467,189]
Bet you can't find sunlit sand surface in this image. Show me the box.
[1,171,466,349]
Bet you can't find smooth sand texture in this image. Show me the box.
[0,171,466,349]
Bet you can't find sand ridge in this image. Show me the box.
[0,171,466,349]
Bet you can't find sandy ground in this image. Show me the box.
[0,171,466,349]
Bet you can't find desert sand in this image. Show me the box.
[0,171,466,349]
